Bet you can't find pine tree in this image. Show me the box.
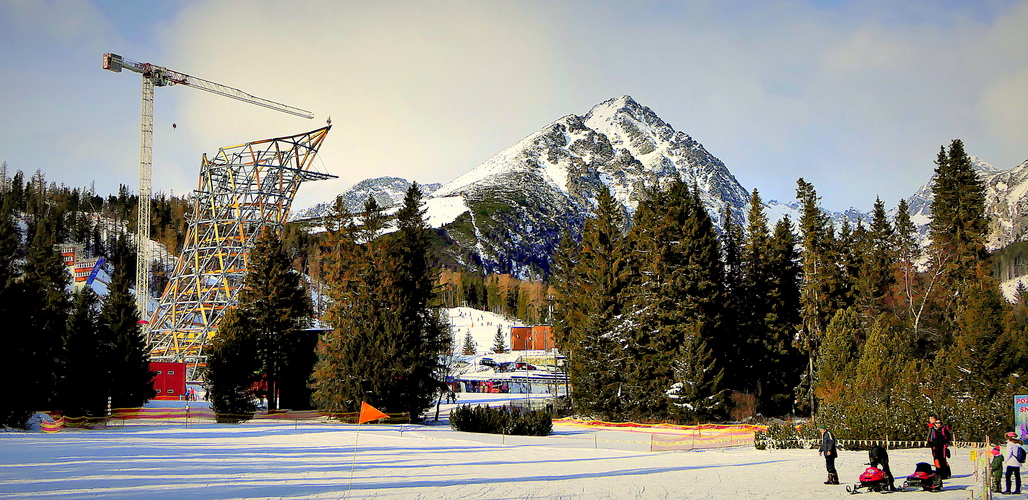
[312,197,376,413]
[794,178,845,414]
[813,307,861,424]
[719,201,746,394]
[234,227,311,410]
[621,180,725,421]
[383,183,449,418]
[762,216,803,415]
[929,140,988,283]
[59,288,109,417]
[462,330,477,355]
[206,308,259,421]
[492,326,506,354]
[101,266,155,408]
[738,190,772,395]
[313,187,447,421]
[666,322,725,422]
[0,209,28,427]
[559,185,631,418]
[20,215,71,412]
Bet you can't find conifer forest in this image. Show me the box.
[1,140,1026,441]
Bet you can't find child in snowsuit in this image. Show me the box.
[991,446,1004,493]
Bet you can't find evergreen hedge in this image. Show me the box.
[754,422,820,450]
[449,404,553,436]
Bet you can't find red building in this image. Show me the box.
[151,362,187,400]
[510,325,553,351]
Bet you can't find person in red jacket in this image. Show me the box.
[927,415,953,479]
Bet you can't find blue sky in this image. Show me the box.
[2,0,1026,212]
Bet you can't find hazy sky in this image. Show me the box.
[2,0,1027,212]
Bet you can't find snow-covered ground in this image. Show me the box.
[0,393,1010,499]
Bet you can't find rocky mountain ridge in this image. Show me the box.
[295,96,1028,276]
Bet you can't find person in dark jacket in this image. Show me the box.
[927,415,953,479]
[819,425,840,485]
[868,444,895,491]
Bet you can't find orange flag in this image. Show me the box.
[358,402,388,424]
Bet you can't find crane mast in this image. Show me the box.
[102,53,313,339]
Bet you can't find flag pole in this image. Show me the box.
[346,419,362,499]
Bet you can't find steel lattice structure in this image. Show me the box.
[148,126,334,368]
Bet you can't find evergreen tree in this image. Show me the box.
[492,326,506,354]
[666,322,725,422]
[206,308,260,421]
[382,183,449,418]
[551,229,582,353]
[59,288,109,417]
[313,187,447,421]
[737,190,771,396]
[621,180,725,421]
[312,197,377,413]
[762,216,803,415]
[559,185,631,418]
[20,215,71,412]
[929,140,988,283]
[719,201,746,394]
[0,210,28,427]
[231,227,312,411]
[794,178,844,414]
[462,330,477,355]
[101,266,155,408]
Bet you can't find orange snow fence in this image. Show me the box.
[41,416,64,433]
[554,419,766,451]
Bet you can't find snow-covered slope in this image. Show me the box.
[428,96,752,276]
[435,95,749,226]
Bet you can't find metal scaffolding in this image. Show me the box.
[148,126,334,371]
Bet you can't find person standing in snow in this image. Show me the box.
[1003,432,1023,494]
[818,425,840,485]
[926,415,953,479]
[991,445,1005,493]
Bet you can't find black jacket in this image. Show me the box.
[819,430,837,455]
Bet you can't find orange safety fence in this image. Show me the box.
[34,408,410,431]
[41,416,65,433]
[554,419,765,451]
[105,407,410,424]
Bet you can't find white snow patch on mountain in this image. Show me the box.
[424,195,469,228]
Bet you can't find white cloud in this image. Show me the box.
[2,0,1027,213]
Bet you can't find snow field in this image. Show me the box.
[0,392,1008,500]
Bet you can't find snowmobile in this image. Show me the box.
[901,462,943,492]
[846,466,891,494]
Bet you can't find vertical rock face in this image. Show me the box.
[431,95,751,277]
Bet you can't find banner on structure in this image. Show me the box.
[1015,395,1028,440]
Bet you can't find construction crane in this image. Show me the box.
[101,53,313,336]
